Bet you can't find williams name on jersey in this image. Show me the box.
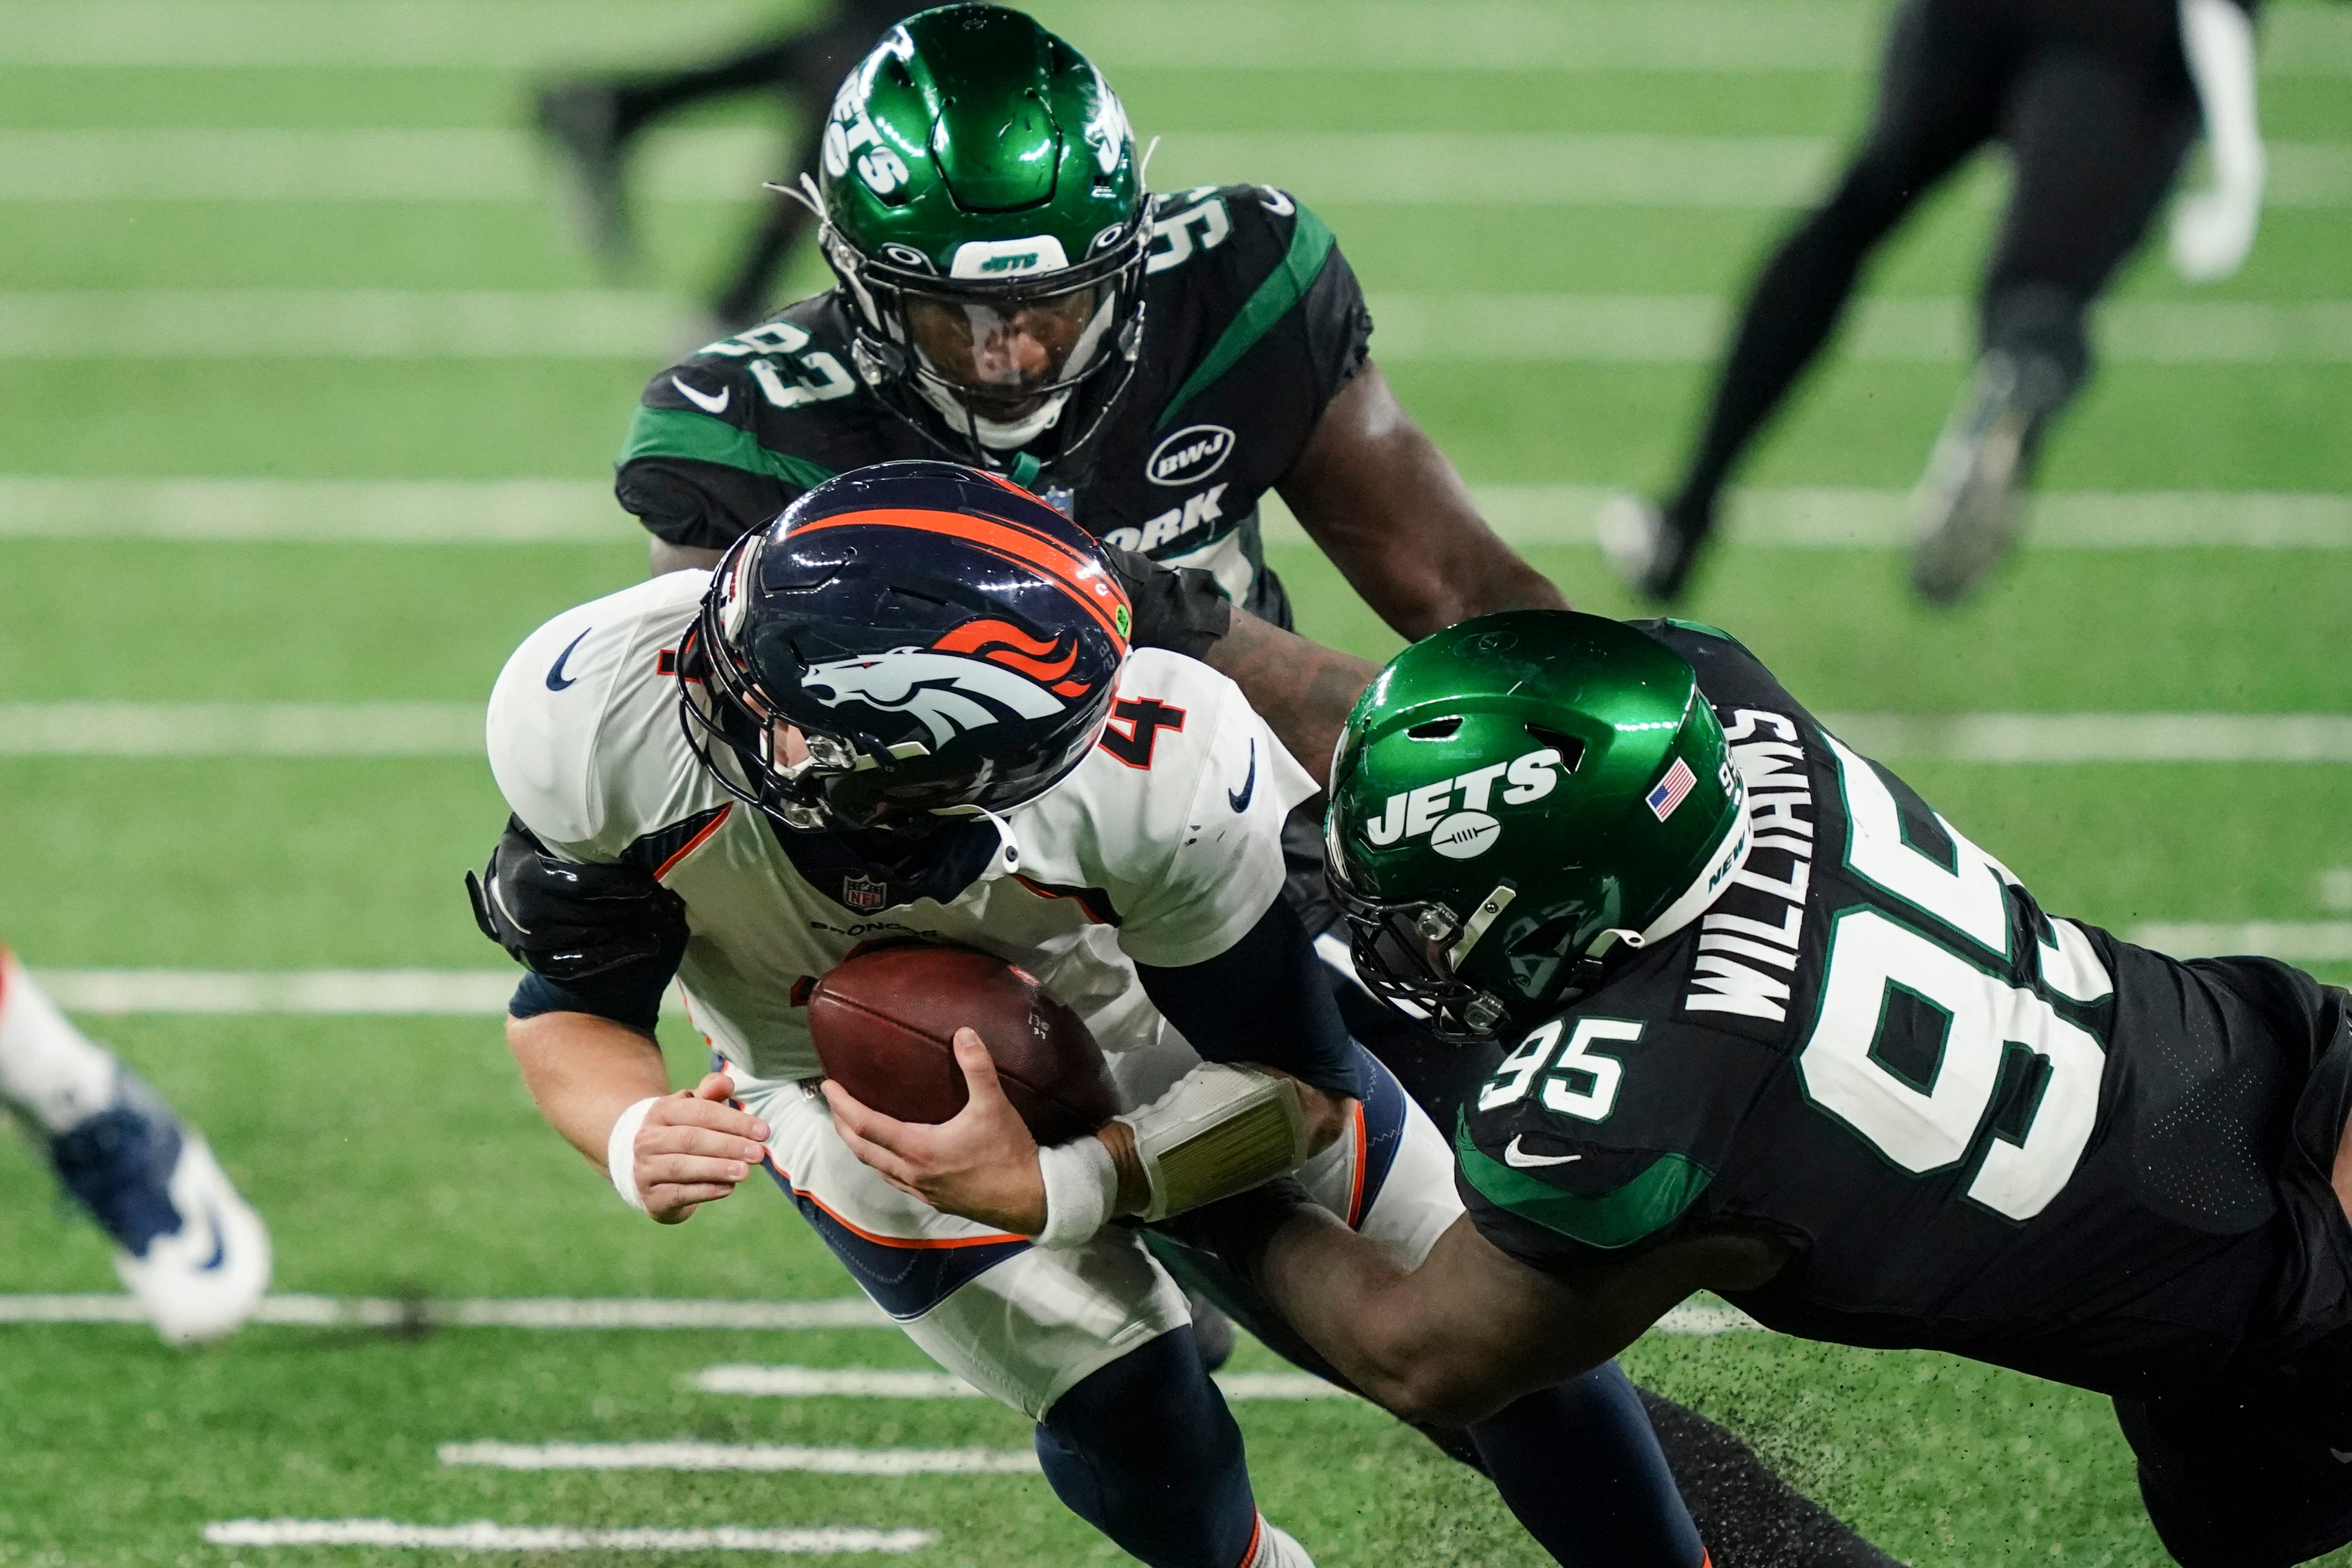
[1458,622,2352,1397]
[616,185,1371,623]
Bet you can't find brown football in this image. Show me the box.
[807,943,1120,1146]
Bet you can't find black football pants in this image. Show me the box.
[1666,0,2203,537]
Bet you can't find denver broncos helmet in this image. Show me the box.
[681,459,1134,832]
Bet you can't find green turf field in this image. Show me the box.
[2,2,2348,1563]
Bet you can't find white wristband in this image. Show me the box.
[606,1096,661,1214]
[1034,1134,1119,1249]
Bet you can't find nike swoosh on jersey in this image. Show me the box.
[671,376,730,415]
[196,1203,228,1271]
[1227,739,1256,813]
[1502,1135,1583,1169]
[545,627,592,691]
[2333,1448,2352,1465]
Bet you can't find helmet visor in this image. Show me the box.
[903,280,1117,417]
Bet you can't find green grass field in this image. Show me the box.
[2,2,2348,1563]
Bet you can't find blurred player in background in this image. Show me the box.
[1603,0,2268,605]
[537,0,924,330]
[0,947,269,1343]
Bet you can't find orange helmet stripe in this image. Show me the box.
[789,506,1131,647]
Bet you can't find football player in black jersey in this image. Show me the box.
[917,609,2352,1568]
[1601,0,2270,605]
[614,4,1559,643]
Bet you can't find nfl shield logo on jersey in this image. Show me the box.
[843,874,889,913]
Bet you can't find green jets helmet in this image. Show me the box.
[1324,612,1752,1042]
[810,4,1150,459]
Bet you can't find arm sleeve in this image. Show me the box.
[510,965,675,1033]
[1135,898,1364,1099]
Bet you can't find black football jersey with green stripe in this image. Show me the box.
[614,184,1371,626]
[1458,621,2352,1397]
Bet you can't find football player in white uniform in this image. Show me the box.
[472,460,1717,1568]
[0,946,270,1343]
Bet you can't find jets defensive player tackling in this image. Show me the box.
[909,611,2352,1568]
[472,462,1724,1568]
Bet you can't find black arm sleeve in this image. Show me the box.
[614,456,792,552]
[1134,898,1365,1100]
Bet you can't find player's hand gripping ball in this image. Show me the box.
[807,944,1119,1145]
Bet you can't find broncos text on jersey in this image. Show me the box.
[615,185,1373,625]
[484,571,1318,1102]
[1458,620,2352,1398]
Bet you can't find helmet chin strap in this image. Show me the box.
[912,376,1073,451]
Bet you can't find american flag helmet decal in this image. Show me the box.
[1646,756,1697,821]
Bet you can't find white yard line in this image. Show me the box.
[3,288,2346,363]
[7,2,2346,75]
[1362,293,2352,365]
[0,1294,890,1327]
[3,129,2346,209]
[202,1520,932,1553]
[4,477,2345,550]
[0,702,485,757]
[438,1442,1041,1475]
[7,709,2347,765]
[0,477,625,543]
[1821,713,2352,764]
[26,969,518,1015]
[0,1293,1762,1335]
[693,1364,1353,1401]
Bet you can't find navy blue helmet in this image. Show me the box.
[681,459,1135,832]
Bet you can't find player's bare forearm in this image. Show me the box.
[1279,362,1569,641]
[508,1011,770,1223]
[507,1011,672,1169]
[650,539,724,577]
[1203,612,1378,790]
[1237,1208,1790,1429]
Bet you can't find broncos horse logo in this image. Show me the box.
[796,621,1092,750]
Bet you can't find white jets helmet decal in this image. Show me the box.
[797,648,1067,748]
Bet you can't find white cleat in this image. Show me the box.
[113,1131,272,1345]
[51,1086,272,1346]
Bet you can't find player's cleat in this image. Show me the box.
[48,1083,270,1345]
[1598,494,1701,605]
[534,81,637,272]
[1909,351,2060,606]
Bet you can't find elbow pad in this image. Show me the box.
[465,816,688,981]
[1116,1063,1310,1222]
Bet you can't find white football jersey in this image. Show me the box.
[485,571,1319,1094]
